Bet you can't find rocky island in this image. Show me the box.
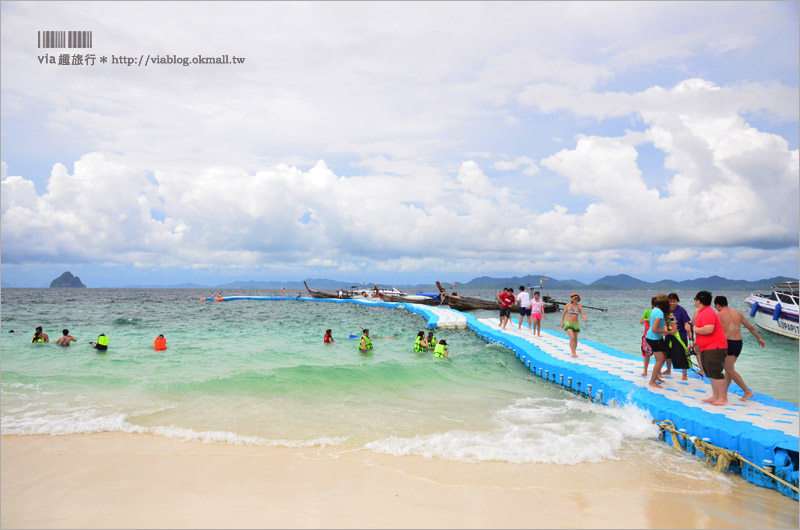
[49,271,86,288]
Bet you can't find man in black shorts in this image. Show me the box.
[496,287,515,330]
[714,296,764,401]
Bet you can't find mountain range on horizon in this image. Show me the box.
[16,272,797,290]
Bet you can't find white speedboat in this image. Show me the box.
[745,282,799,339]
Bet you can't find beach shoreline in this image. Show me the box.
[2,433,798,529]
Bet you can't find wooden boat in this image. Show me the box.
[303,281,354,299]
[435,282,558,312]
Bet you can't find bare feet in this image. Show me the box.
[640,372,648,376]
[681,374,688,381]
[740,391,755,402]
[571,354,578,358]
[710,399,728,406]
[702,397,715,403]
[648,382,661,389]
[656,378,665,384]
[663,370,671,375]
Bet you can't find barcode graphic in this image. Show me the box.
[38,31,92,48]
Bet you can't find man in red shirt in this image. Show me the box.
[691,291,729,406]
[496,287,515,330]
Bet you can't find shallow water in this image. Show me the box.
[2,288,797,474]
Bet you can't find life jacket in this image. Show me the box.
[97,335,109,347]
[433,343,447,358]
[154,336,167,351]
[324,334,333,343]
[32,335,43,343]
[414,336,426,352]
[359,334,373,351]
[427,335,436,351]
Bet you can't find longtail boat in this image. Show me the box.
[303,281,354,299]
[435,281,558,313]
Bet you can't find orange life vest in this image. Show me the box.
[154,336,167,351]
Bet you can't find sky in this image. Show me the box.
[1,1,798,287]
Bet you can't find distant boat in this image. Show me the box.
[379,291,445,306]
[435,281,558,313]
[745,282,799,339]
[303,281,354,299]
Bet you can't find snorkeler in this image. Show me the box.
[433,339,449,358]
[90,334,109,351]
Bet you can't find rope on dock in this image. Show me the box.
[655,419,799,494]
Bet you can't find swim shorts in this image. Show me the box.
[500,307,511,318]
[564,321,580,333]
[700,347,727,380]
[520,307,531,317]
[726,339,743,357]
[645,337,666,353]
[532,313,542,321]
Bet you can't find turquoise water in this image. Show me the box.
[2,288,797,466]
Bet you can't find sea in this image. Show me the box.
[2,287,798,470]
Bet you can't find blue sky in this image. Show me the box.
[2,1,798,287]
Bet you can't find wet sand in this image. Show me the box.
[2,433,798,529]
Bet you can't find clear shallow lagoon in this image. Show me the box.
[2,288,797,470]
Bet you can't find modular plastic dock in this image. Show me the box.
[207,296,799,499]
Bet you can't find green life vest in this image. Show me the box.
[427,335,436,351]
[414,336,426,352]
[359,335,373,351]
[32,336,43,343]
[433,343,447,358]
[97,335,109,347]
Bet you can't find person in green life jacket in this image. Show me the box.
[358,329,373,352]
[91,334,109,351]
[32,326,49,343]
[426,331,437,352]
[433,339,449,358]
[413,331,428,352]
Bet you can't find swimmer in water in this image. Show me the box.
[55,329,77,347]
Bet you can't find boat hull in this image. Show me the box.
[746,296,799,340]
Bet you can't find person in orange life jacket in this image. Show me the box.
[324,329,334,343]
[154,334,167,351]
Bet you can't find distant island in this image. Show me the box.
[49,271,86,288]
[114,274,797,291]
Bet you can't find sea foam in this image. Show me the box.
[364,398,660,465]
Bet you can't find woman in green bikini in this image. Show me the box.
[561,292,588,357]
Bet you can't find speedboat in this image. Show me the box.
[745,282,799,339]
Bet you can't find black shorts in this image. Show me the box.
[500,307,511,318]
[727,339,743,357]
[645,337,667,353]
[520,307,531,316]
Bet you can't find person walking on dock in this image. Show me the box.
[561,292,588,357]
[691,291,729,406]
[517,286,531,331]
[714,296,763,402]
[640,296,656,376]
[530,291,545,337]
[645,294,674,387]
[497,287,515,330]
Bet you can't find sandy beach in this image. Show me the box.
[2,433,798,529]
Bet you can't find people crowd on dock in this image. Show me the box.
[640,290,764,406]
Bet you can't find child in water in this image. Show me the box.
[324,329,334,343]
